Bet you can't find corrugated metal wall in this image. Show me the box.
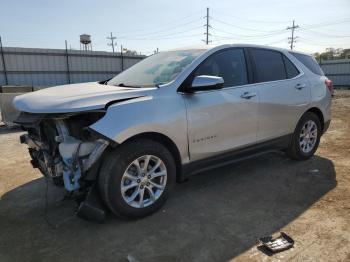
[320,59,350,86]
[0,47,145,88]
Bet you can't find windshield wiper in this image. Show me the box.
[98,78,111,85]
[155,82,166,88]
[116,83,141,88]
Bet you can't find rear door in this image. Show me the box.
[183,48,258,161]
[248,48,310,141]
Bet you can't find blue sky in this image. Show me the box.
[0,0,349,55]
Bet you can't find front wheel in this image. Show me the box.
[287,112,321,160]
[98,139,176,218]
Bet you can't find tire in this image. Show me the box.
[287,112,322,160]
[98,139,176,219]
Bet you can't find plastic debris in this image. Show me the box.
[309,169,320,173]
[127,254,139,262]
[258,232,294,256]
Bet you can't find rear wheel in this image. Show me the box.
[287,112,321,160]
[98,139,176,218]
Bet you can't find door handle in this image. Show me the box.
[241,92,257,99]
[295,83,306,90]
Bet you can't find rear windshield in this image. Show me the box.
[290,52,324,76]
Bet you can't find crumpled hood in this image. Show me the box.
[13,82,155,113]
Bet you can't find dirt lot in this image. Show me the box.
[0,90,349,262]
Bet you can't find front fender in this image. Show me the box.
[89,95,189,164]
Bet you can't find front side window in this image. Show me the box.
[250,49,286,83]
[194,49,248,88]
[107,49,205,87]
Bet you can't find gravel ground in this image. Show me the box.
[0,90,349,262]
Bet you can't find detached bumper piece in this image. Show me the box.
[258,232,294,255]
[76,184,107,223]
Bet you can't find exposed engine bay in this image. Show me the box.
[15,111,111,221]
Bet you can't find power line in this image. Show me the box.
[3,7,350,54]
[299,29,350,38]
[265,38,290,46]
[120,33,204,41]
[119,27,203,41]
[212,17,285,33]
[211,8,291,24]
[116,10,203,36]
[111,10,350,50]
[117,16,203,39]
[298,37,349,47]
[107,32,117,52]
[119,16,350,44]
[287,20,299,50]
[211,27,287,39]
[299,19,350,30]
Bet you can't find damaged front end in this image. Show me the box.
[16,110,111,221]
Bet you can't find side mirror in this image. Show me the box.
[190,75,224,92]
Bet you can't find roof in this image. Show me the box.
[168,43,312,57]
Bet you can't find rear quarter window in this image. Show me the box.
[283,55,300,78]
[290,52,324,76]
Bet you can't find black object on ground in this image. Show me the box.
[258,232,294,256]
[76,184,107,223]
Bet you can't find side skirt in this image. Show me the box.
[181,134,292,177]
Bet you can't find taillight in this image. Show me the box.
[325,79,333,95]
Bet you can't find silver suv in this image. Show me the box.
[14,44,332,219]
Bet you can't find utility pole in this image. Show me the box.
[107,32,117,52]
[65,40,71,84]
[287,20,299,50]
[202,7,211,45]
[0,36,8,85]
[120,44,124,71]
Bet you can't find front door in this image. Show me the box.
[183,48,258,161]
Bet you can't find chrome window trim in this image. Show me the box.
[178,71,305,95]
[177,46,305,95]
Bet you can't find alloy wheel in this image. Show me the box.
[120,155,167,208]
[299,120,318,153]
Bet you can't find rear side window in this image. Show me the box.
[194,48,248,87]
[250,49,286,83]
[283,55,299,78]
[290,52,324,76]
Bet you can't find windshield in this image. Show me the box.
[107,49,205,87]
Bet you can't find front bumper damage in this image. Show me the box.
[17,112,110,222]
